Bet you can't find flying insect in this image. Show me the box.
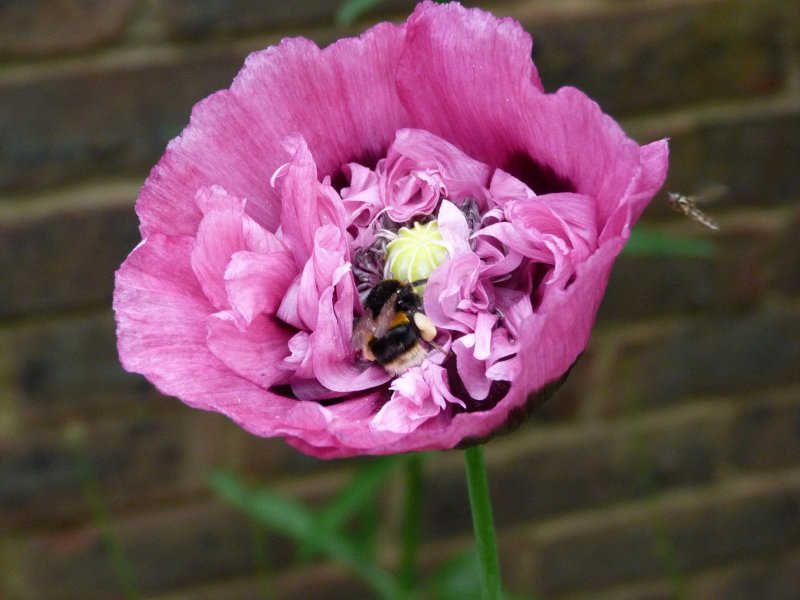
[667,184,726,231]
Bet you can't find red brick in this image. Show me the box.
[598,251,716,322]
[710,211,782,312]
[601,207,789,322]
[0,311,166,423]
[161,0,413,39]
[0,0,135,57]
[149,563,371,600]
[421,405,729,542]
[0,50,244,194]
[602,309,800,415]
[520,0,785,117]
[0,187,141,316]
[4,501,286,600]
[688,550,800,600]
[629,100,800,213]
[771,207,800,297]
[525,471,800,596]
[0,413,213,531]
[543,578,675,600]
[728,386,800,473]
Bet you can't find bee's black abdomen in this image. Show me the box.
[369,324,420,365]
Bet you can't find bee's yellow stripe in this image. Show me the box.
[390,312,410,327]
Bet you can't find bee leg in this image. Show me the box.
[428,339,448,357]
[362,343,376,362]
[413,312,438,342]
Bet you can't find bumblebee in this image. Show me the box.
[352,279,438,375]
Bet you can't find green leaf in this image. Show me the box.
[209,470,404,599]
[207,471,313,540]
[300,456,399,559]
[336,0,386,26]
[426,551,482,599]
[425,550,530,600]
[351,495,380,558]
[624,228,715,257]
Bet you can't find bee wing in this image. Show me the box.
[693,182,728,204]
[352,290,400,350]
[351,311,376,350]
[371,291,401,338]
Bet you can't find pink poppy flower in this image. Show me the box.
[114,1,668,458]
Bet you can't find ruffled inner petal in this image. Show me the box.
[392,129,493,189]
[379,129,493,219]
[277,135,347,267]
[452,335,492,401]
[436,199,472,257]
[477,192,598,288]
[369,358,466,435]
[283,224,350,332]
[506,192,597,258]
[488,168,537,207]
[307,281,392,395]
[225,250,296,325]
[424,252,483,334]
[372,368,440,434]
[191,208,273,310]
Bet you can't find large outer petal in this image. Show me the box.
[397,2,645,231]
[114,234,371,449]
[206,312,293,389]
[136,22,410,239]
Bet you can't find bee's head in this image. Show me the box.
[395,283,423,315]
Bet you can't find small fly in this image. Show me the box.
[667,184,726,231]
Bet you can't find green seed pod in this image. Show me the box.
[385,221,449,291]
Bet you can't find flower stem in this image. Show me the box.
[400,453,424,593]
[464,445,502,600]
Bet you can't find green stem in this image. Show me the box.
[67,425,141,600]
[464,445,502,600]
[400,453,424,593]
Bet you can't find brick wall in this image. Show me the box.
[1,1,798,598]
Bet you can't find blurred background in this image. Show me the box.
[1,0,799,598]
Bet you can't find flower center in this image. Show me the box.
[385,221,449,290]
